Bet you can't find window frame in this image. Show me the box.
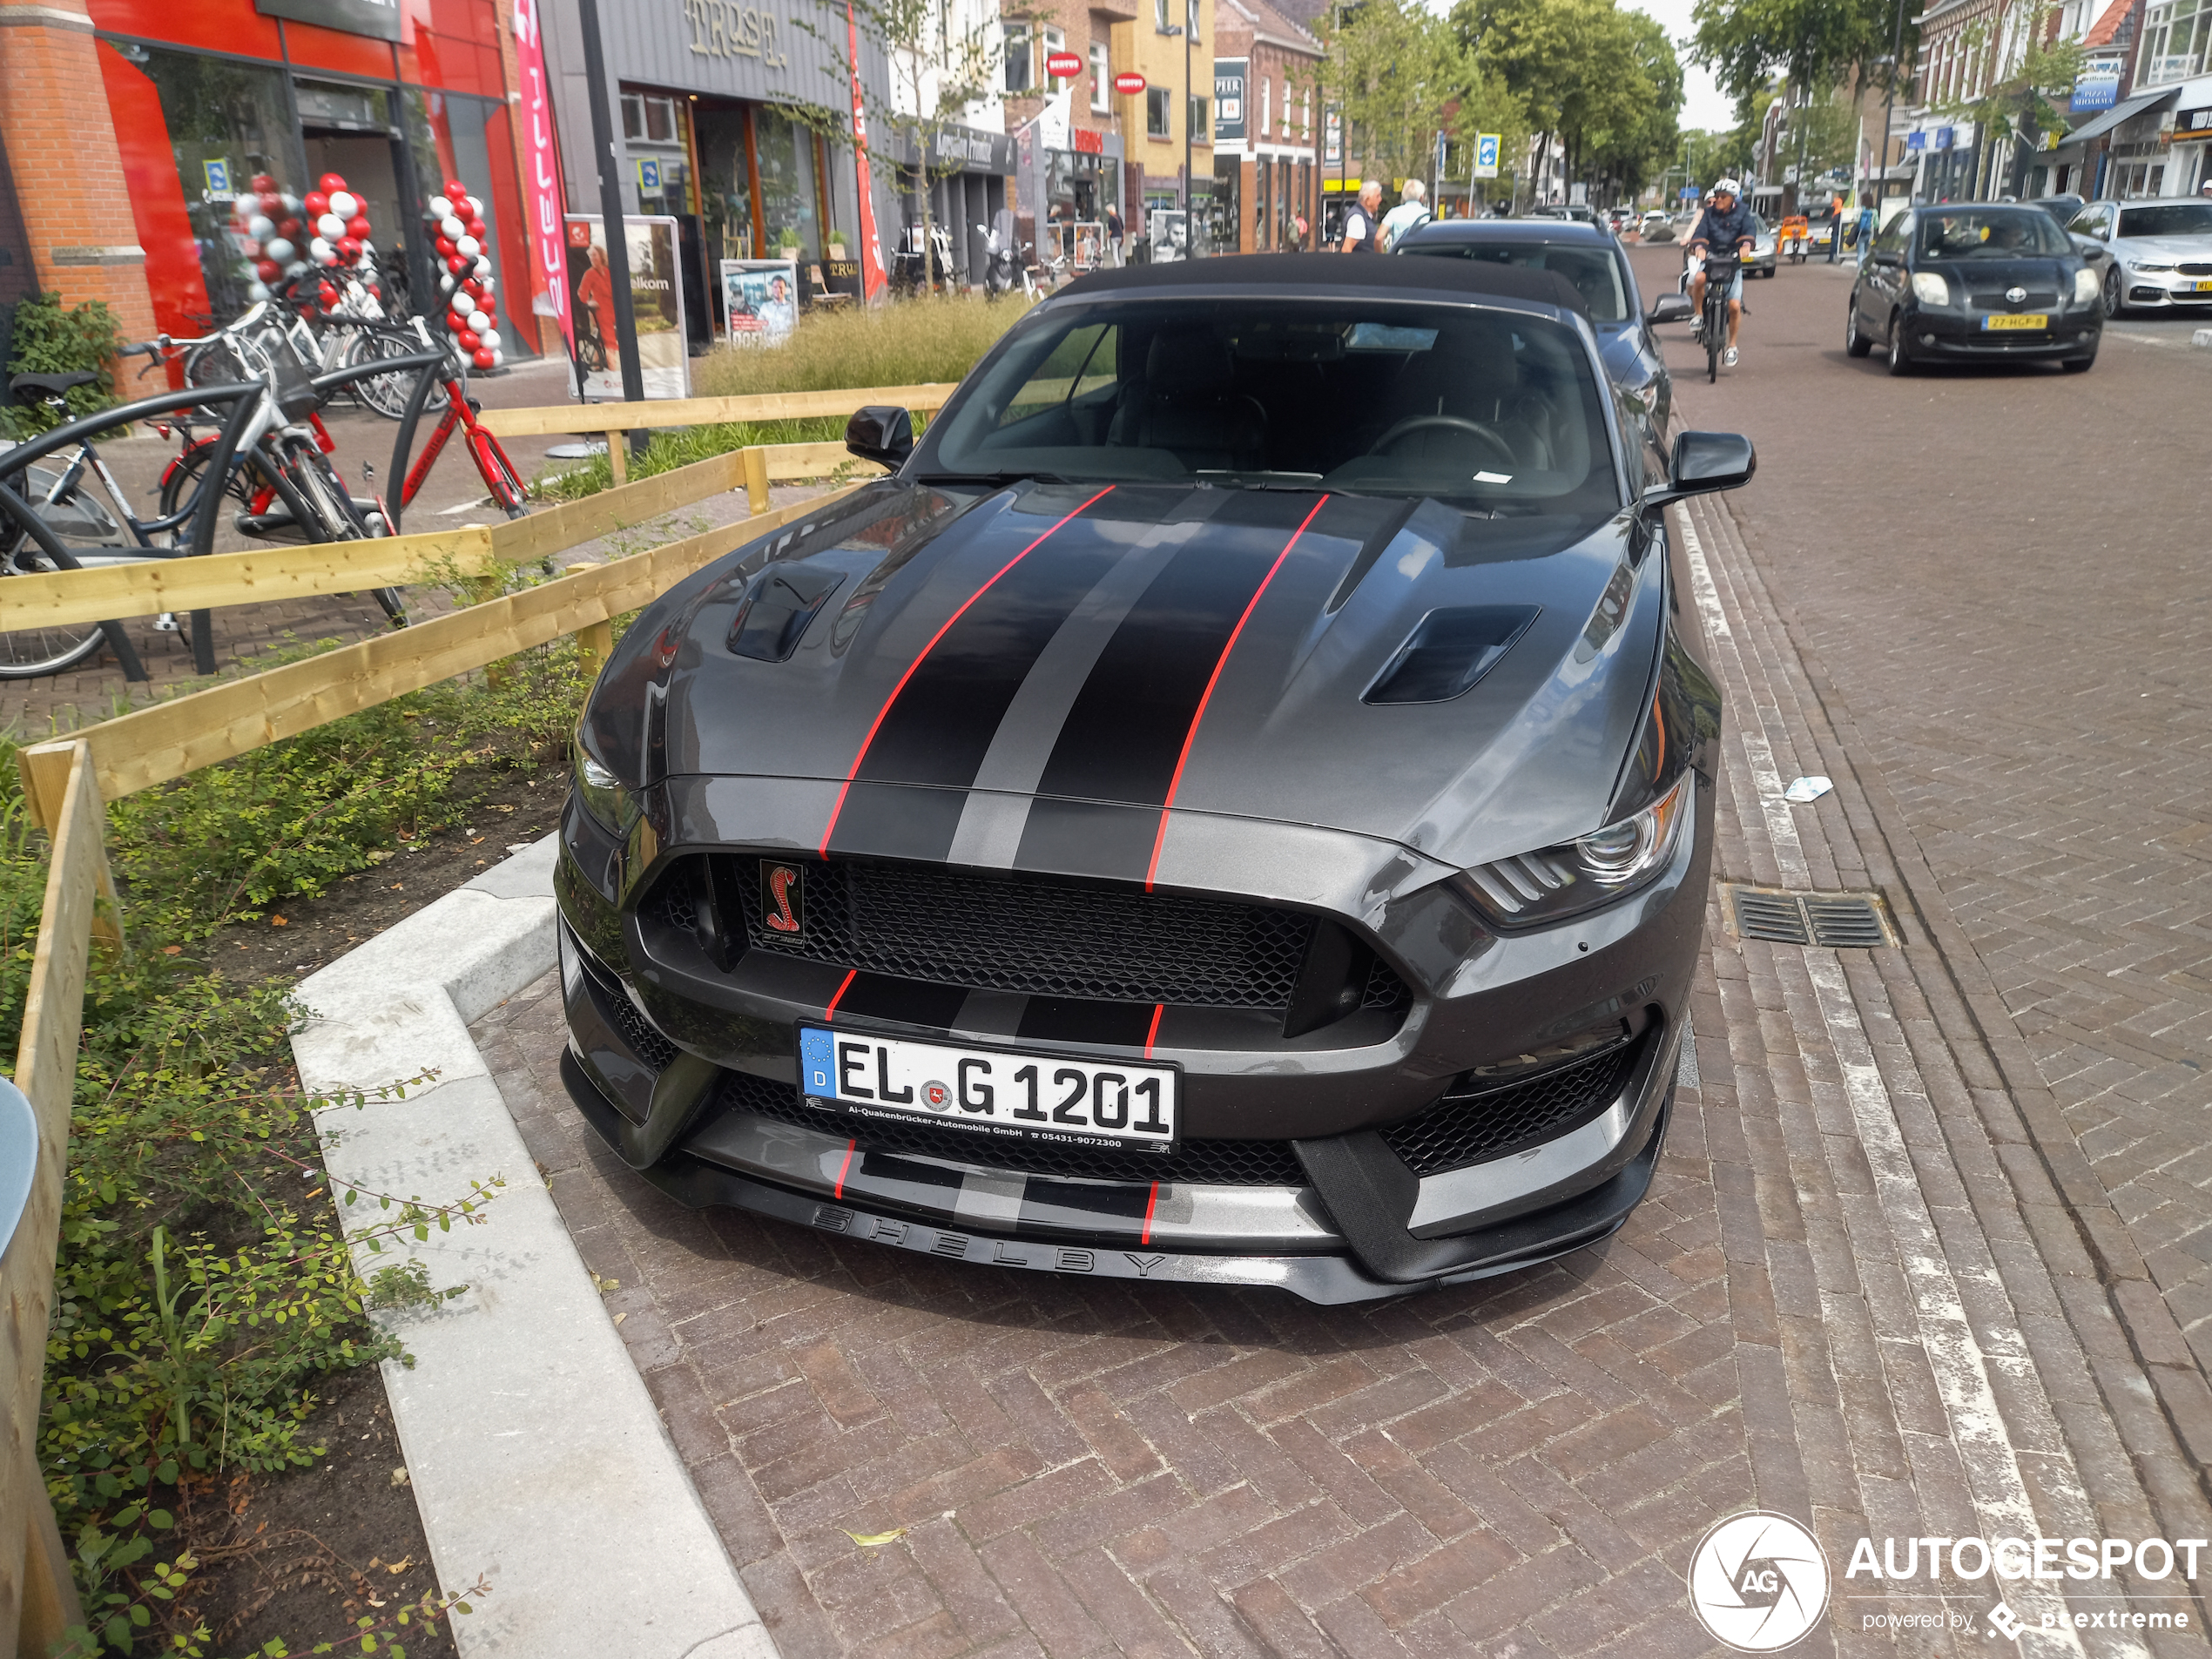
[1147,86,1172,138]
[1089,41,1111,111]
[1004,20,1034,91]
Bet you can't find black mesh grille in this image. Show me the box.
[584,956,680,1072]
[718,1069,1307,1187]
[735,858,1325,1010]
[1380,1037,1644,1177]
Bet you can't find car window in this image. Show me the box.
[1875,214,1909,255]
[1398,242,1629,322]
[928,297,1620,515]
[2117,202,2212,238]
[2072,206,2112,238]
[1918,209,2068,257]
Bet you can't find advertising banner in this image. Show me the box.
[2073,57,2122,111]
[721,259,799,346]
[1214,59,1247,142]
[847,0,888,299]
[564,214,689,400]
[510,0,571,353]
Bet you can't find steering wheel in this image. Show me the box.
[1370,415,1518,472]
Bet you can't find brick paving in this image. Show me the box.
[462,289,2212,1650]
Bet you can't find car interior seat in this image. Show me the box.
[1107,327,1268,471]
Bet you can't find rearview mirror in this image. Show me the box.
[1647,293,1694,326]
[1639,430,1756,517]
[846,405,914,469]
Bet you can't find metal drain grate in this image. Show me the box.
[1723,884,1898,948]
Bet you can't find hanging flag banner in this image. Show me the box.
[848,0,888,300]
[510,0,572,352]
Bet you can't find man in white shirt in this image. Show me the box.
[1380,179,1433,250]
[1339,181,1383,253]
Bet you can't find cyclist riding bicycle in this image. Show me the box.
[1686,178,1754,368]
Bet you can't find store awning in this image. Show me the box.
[2067,87,2178,146]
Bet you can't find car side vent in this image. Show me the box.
[1723,884,1898,948]
[1363,605,1541,705]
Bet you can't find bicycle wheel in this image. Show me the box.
[157,437,254,530]
[277,440,407,626]
[1706,298,1723,382]
[0,488,118,679]
[345,328,449,421]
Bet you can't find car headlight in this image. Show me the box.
[1911,273,1950,306]
[2132,260,2175,273]
[2074,267,2101,303]
[1453,774,1693,928]
[572,737,637,837]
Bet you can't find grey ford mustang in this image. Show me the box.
[557,255,1750,1303]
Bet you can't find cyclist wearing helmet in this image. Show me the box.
[1687,178,1754,367]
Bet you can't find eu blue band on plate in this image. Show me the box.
[800,1028,836,1096]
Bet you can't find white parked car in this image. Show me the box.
[2065,199,2212,316]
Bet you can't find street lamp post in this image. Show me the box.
[1163,18,1194,249]
[1878,0,1911,211]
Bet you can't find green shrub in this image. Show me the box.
[690,291,1028,399]
[3,290,125,437]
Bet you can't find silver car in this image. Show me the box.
[2067,199,2212,316]
[1743,213,1778,279]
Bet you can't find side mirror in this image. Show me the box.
[1647,293,1694,326]
[1871,251,1900,266]
[1640,430,1755,516]
[846,405,914,469]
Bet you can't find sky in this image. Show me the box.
[1630,0,1737,131]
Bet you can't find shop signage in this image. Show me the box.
[253,0,399,44]
[683,0,792,69]
[564,214,691,401]
[1474,133,1500,179]
[1324,105,1342,170]
[2175,106,2212,139]
[512,0,573,353]
[1906,130,1926,150]
[2072,57,2121,112]
[1214,58,1246,142]
[1113,71,1146,96]
[1072,128,1103,155]
[1047,51,1082,78]
[1933,125,1954,150]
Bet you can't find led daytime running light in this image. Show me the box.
[1458,774,1691,924]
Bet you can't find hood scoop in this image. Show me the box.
[727,563,846,663]
[1363,605,1541,705]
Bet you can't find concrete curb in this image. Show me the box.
[291,837,777,1659]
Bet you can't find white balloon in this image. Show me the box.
[328,191,358,219]
[491,350,504,368]
[474,260,492,281]
[314,213,342,239]
[234,193,259,216]
[280,193,301,213]
[287,260,308,276]
[477,327,500,350]
[440,214,465,240]
[455,234,481,259]
[452,291,476,315]
[247,282,271,301]
[309,236,334,262]
[248,213,275,240]
[428,194,453,219]
[265,237,296,263]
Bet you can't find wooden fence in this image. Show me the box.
[0,380,945,1655]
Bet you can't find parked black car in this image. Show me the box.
[1393,218,1692,456]
[1847,202,2102,374]
[557,255,1750,1303]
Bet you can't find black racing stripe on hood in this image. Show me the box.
[1014,799,1163,883]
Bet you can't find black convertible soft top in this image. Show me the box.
[1058,251,1589,317]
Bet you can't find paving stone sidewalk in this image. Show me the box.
[462,482,2212,1655]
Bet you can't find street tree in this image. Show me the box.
[1314,0,1470,188]
[1690,0,1912,111]
[1927,4,2086,195]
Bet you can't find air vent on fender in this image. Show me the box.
[1362,605,1540,705]
[728,563,845,662]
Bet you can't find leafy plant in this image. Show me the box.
[4,289,125,436]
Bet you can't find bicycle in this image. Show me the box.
[1683,250,1739,383]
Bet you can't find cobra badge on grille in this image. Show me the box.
[760,860,805,937]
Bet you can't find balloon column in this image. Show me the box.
[231,171,379,313]
[422,178,503,371]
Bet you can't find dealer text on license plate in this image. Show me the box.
[799,1027,1178,1151]
[1982,314,2047,330]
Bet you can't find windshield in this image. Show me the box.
[1398,242,1629,321]
[2117,202,2212,238]
[1919,210,2070,258]
[924,298,1617,512]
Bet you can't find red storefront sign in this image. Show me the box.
[1046,51,1083,78]
[1072,128,1103,155]
[510,0,571,353]
[1113,72,1147,96]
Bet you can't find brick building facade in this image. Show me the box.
[1211,0,1318,251]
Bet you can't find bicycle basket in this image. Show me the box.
[272,360,318,421]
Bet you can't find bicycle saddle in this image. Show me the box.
[10,370,98,397]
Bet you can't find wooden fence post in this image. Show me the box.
[567,563,615,676]
[15,743,123,959]
[742,446,770,516]
[605,431,627,486]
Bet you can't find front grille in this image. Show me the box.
[1969,288,2057,307]
[720,1069,1308,1186]
[1381,1037,1643,1177]
[578,948,681,1070]
[2180,262,2212,276]
[725,856,1377,1012]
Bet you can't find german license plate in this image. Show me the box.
[1982,314,2048,330]
[799,1026,1178,1152]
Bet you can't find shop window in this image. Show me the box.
[694,104,757,263]
[755,108,819,260]
[126,45,304,321]
[1005,22,1033,91]
[623,92,679,144]
[2142,0,2211,83]
[1089,43,1110,111]
[1148,87,1171,138]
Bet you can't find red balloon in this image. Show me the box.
[447,254,471,275]
[259,192,284,219]
[458,329,482,352]
[447,310,469,333]
[319,172,347,193]
[466,219,486,241]
[304,191,330,218]
[318,282,339,307]
[338,237,361,262]
[255,259,281,282]
[472,347,496,370]
[251,172,276,192]
[444,177,468,199]
[278,218,302,240]
[346,215,372,240]
[435,235,455,258]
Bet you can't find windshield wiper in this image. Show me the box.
[915,469,1068,487]
[1193,469,1326,490]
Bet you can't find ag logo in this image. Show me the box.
[1687,1511,1830,1651]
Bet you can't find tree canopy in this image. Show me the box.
[1690,0,1911,110]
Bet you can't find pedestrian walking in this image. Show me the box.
[1292,211,1309,251]
[1339,181,1383,253]
[1380,179,1433,251]
[1104,203,1124,266]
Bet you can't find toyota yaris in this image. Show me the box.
[557,254,1748,1303]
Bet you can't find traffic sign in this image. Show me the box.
[1113,71,1146,96]
[1047,51,1082,78]
[1474,134,1500,179]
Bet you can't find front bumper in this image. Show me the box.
[1900,307,2101,357]
[2121,269,2212,307]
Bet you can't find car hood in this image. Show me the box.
[587,478,1663,883]
[2113,233,2212,260]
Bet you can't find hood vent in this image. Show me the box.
[1364,605,1540,705]
[728,563,845,663]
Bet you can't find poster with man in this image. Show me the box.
[563,214,689,400]
[719,259,799,347]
